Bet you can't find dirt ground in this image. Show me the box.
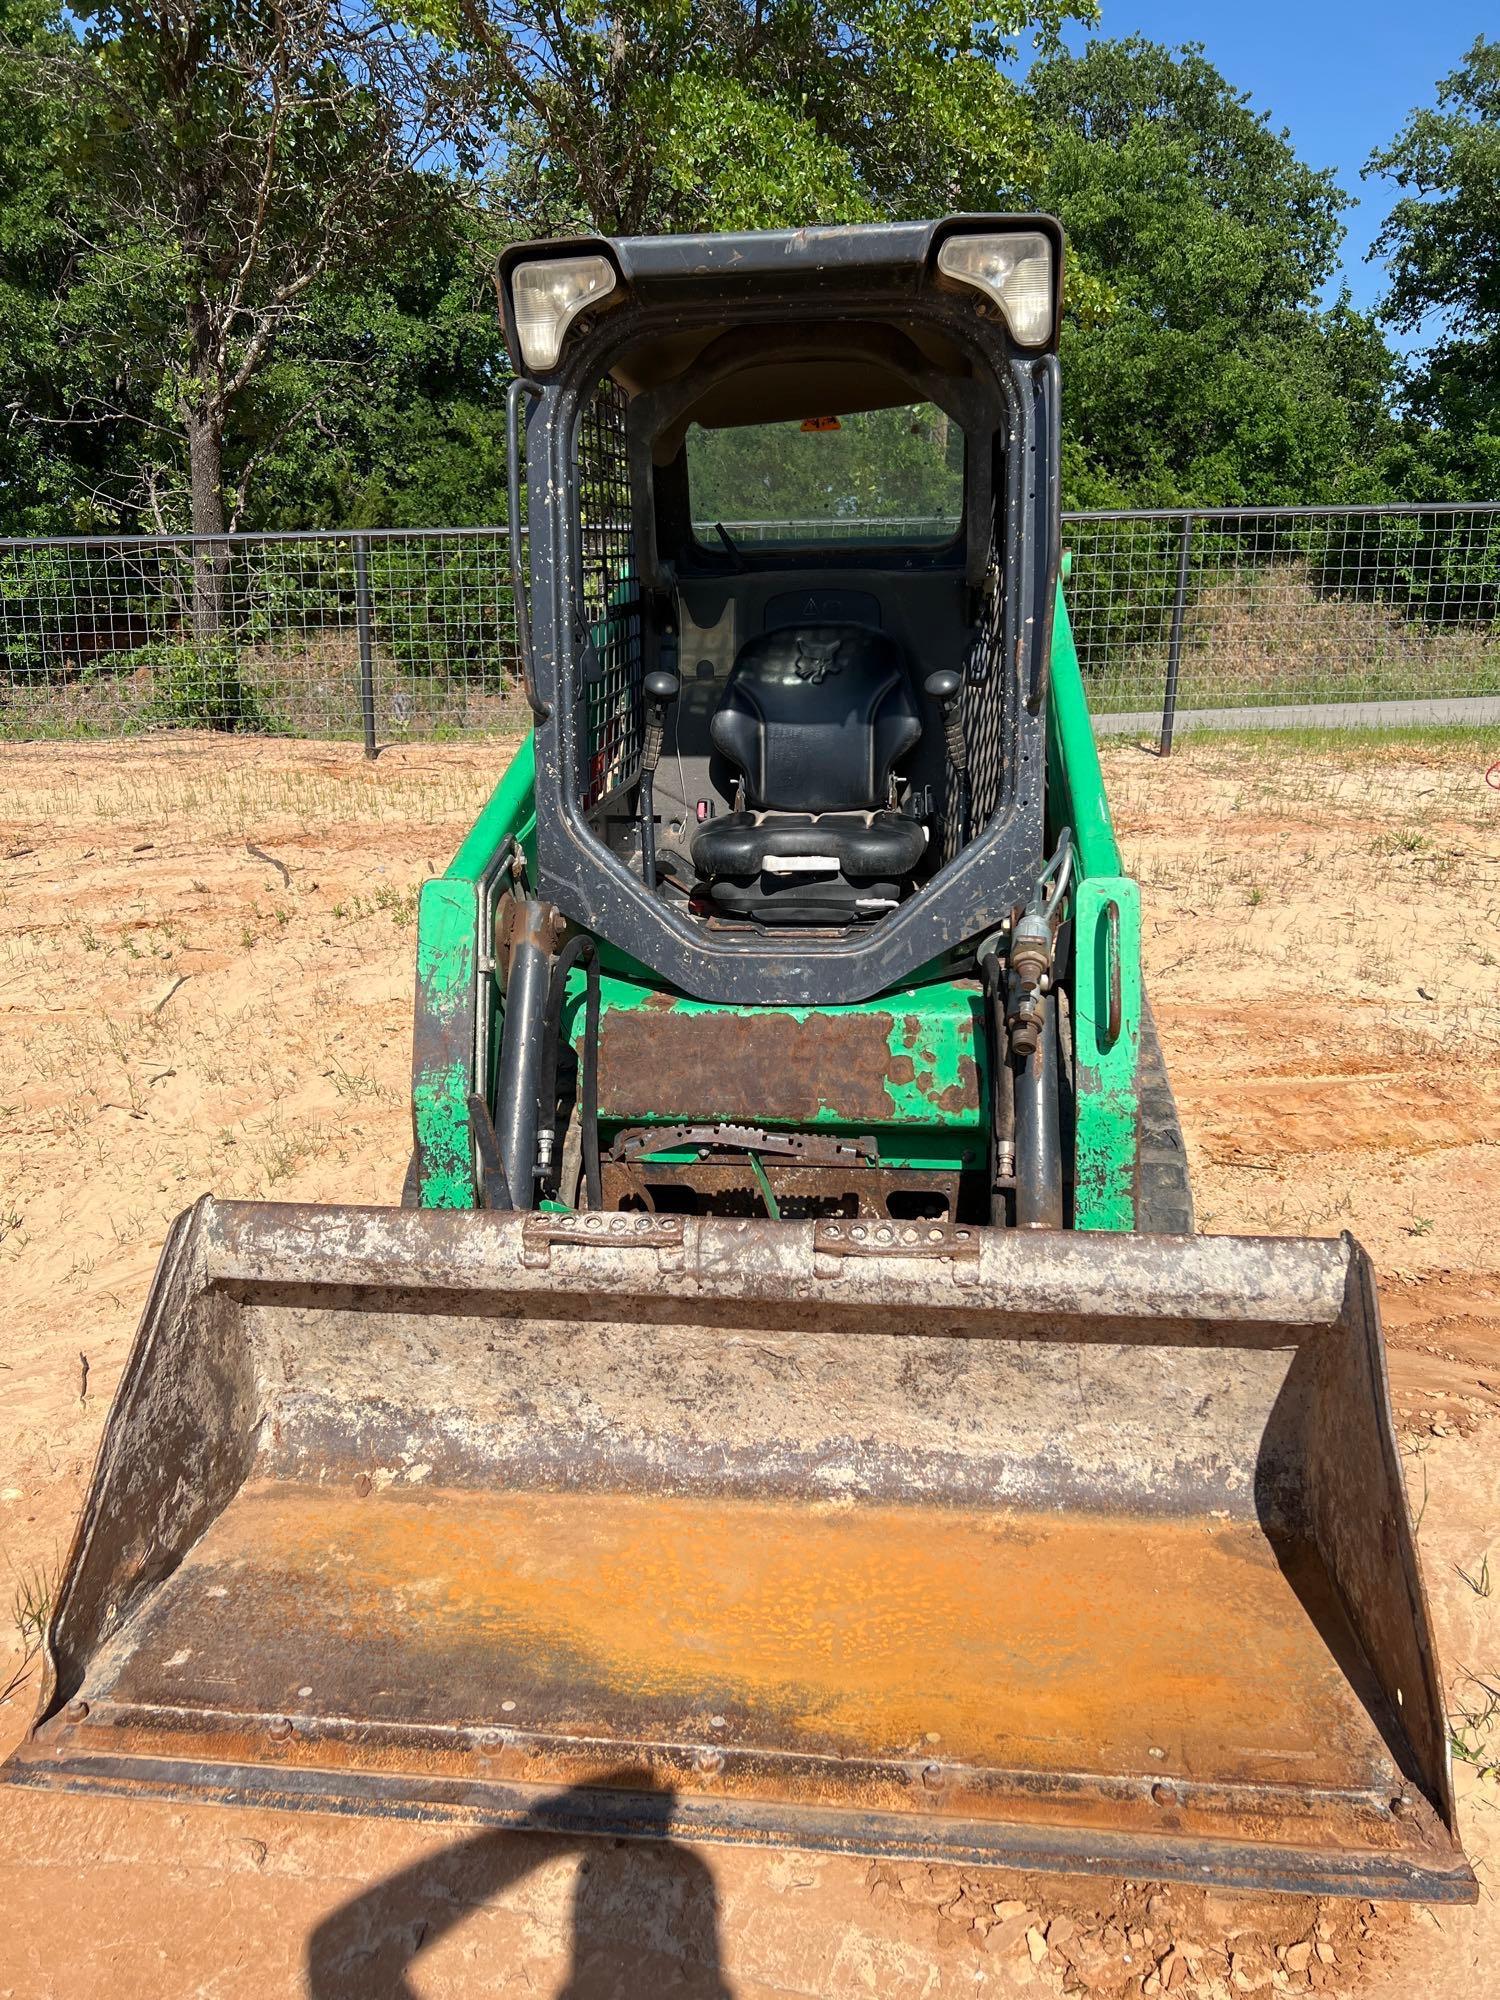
[1,731,1497,1999]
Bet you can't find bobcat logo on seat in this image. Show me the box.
[792,637,843,684]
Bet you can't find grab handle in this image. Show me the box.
[506,377,549,720]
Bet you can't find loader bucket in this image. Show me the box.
[6,1199,1473,1901]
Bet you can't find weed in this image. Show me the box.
[1,1562,54,1707]
[1372,827,1431,859]
[1408,1216,1436,1237]
[372,881,417,923]
[1449,1671,1500,1775]
[327,1060,388,1104]
[1456,1554,1493,1600]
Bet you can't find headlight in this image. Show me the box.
[936,232,1054,346]
[511,254,617,371]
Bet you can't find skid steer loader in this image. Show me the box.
[6,218,1475,1901]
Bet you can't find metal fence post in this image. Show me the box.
[1160,513,1194,756]
[353,534,376,759]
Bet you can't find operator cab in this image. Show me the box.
[593,327,999,930]
[496,219,1061,1002]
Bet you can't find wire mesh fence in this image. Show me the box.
[0,527,522,745]
[1,504,1496,748]
[1063,505,1500,745]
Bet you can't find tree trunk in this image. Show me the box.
[186,404,229,640]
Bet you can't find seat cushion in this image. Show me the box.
[710,625,921,814]
[692,810,928,881]
[690,810,928,924]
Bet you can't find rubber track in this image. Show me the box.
[1137,995,1195,1235]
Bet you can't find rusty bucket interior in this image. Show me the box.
[4,1199,1475,1902]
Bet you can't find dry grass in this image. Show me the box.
[1089,561,1500,713]
[0,1562,52,1709]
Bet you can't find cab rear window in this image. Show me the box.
[686,404,963,548]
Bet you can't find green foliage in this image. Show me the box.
[1368,36,1500,499]
[366,537,516,686]
[227,223,513,531]
[3,6,1493,546]
[130,639,268,732]
[0,0,139,530]
[1028,38,1401,509]
[0,0,479,540]
[471,0,1096,237]
[687,406,964,534]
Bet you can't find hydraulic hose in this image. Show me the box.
[979,950,1015,1215]
[538,934,603,1212]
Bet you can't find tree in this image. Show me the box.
[0,0,129,531]
[231,220,513,530]
[1027,38,1399,507]
[456,0,1095,240]
[4,0,476,584]
[1368,36,1500,498]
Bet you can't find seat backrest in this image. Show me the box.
[709,624,921,814]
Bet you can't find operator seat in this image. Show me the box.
[690,623,927,923]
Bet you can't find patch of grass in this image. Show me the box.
[1450,1670,1500,1775]
[1154,721,1500,756]
[1457,1553,1493,1600]
[1,1562,54,1708]
[332,882,419,927]
[1372,827,1431,858]
[326,1059,390,1105]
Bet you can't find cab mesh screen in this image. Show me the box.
[576,378,644,812]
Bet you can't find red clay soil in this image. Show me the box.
[0,733,1496,1998]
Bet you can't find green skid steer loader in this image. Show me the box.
[6,218,1475,1902]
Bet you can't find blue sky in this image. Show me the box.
[1040,1,1485,332]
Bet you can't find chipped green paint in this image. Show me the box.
[412,878,480,1208]
[880,996,984,1127]
[445,732,537,883]
[1049,575,1140,1229]
[564,972,987,1170]
[1071,877,1141,1230]
[412,1059,475,1209]
[416,877,476,1008]
[411,734,541,1208]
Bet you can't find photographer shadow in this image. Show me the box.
[304,1772,730,1999]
